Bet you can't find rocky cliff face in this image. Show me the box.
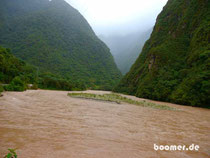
[114,0,210,107]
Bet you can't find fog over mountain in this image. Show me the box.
[66,0,168,74]
[99,28,153,74]
[66,0,168,36]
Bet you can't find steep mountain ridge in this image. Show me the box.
[0,0,121,89]
[114,0,210,107]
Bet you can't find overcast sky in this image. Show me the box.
[65,0,168,36]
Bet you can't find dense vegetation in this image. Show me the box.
[114,0,210,108]
[38,73,86,91]
[0,0,121,90]
[0,46,37,91]
[0,84,3,95]
[0,46,87,92]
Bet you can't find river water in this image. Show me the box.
[0,90,209,158]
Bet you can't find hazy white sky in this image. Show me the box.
[65,0,168,35]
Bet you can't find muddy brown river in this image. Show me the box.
[0,90,209,158]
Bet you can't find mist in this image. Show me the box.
[65,0,168,74]
[65,0,168,36]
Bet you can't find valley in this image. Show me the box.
[0,0,209,157]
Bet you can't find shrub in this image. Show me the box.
[4,77,26,91]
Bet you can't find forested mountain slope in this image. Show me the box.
[0,45,87,92]
[0,46,36,84]
[0,46,38,93]
[0,0,121,89]
[114,0,210,107]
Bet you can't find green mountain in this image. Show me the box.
[0,0,121,90]
[114,0,210,107]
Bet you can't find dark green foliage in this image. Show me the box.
[0,46,86,91]
[4,76,26,91]
[114,0,210,108]
[0,84,3,95]
[38,73,86,91]
[0,0,121,90]
[0,46,37,84]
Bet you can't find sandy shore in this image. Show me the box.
[0,90,209,158]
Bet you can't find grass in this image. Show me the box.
[68,93,177,110]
